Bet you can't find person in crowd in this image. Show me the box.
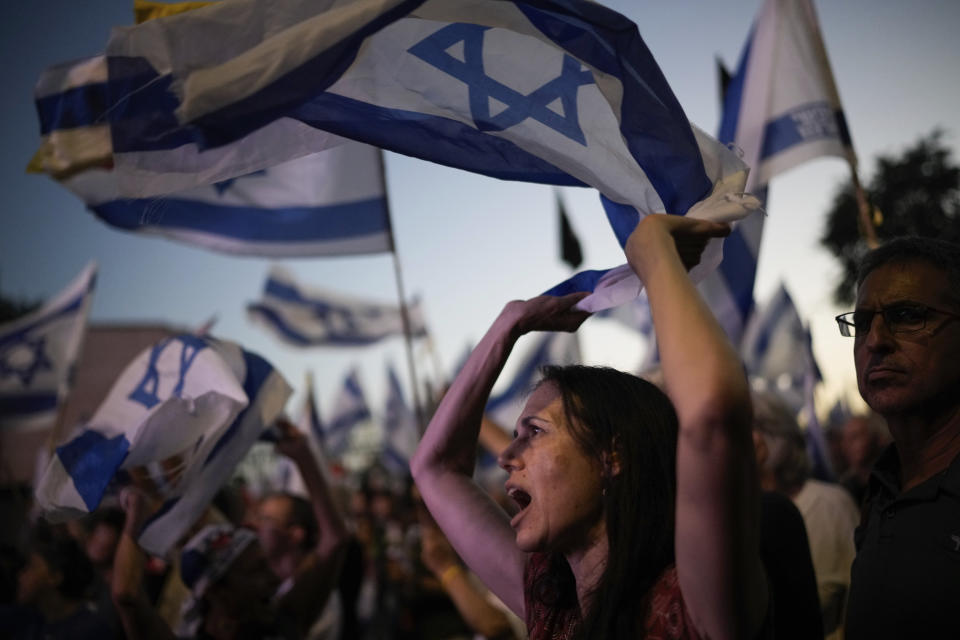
[837,237,960,639]
[254,419,351,640]
[418,500,524,640]
[412,214,768,639]
[837,413,889,506]
[82,507,127,636]
[0,530,114,639]
[111,419,348,640]
[755,491,823,640]
[751,390,858,639]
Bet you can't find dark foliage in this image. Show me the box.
[820,130,960,303]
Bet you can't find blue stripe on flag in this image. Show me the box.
[248,303,396,347]
[247,304,310,346]
[716,226,759,322]
[105,56,195,153]
[203,348,275,468]
[516,1,712,214]
[542,269,608,297]
[760,103,852,161]
[288,93,584,186]
[92,195,389,242]
[56,430,130,511]
[0,392,59,415]
[0,293,87,350]
[327,408,370,434]
[36,82,110,134]
[600,194,641,247]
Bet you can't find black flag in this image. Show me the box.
[557,194,583,269]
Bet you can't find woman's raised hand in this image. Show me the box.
[500,291,591,336]
[626,213,731,275]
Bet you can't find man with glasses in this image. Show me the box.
[835,237,960,639]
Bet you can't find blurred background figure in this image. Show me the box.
[0,527,114,639]
[417,502,524,640]
[752,390,859,639]
[838,413,890,507]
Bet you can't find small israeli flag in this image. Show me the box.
[34,334,291,555]
[0,263,96,431]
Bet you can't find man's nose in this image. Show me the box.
[862,312,895,352]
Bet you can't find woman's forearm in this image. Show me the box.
[411,309,520,479]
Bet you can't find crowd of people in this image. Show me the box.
[2,221,959,639]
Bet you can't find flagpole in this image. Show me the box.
[379,153,426,434]
[849,167,879,249]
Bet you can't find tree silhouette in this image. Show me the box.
[0,292,40,324]
[820,130,960,304]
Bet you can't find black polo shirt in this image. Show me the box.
[845,445,960,639]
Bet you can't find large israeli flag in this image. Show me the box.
[381,363,418,475]
[100,0,760,310]
[32,56,390,257]
[248,266,427,347]
[34,334,291,555]
[0,263,96,431]
[323,368,371,458]
[708,0,856,343]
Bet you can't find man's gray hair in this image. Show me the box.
[858,236,960,298]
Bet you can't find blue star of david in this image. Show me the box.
[408,23,594,145]
[0,335,52,387]
[212,169,268,196]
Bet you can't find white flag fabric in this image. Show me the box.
[381,363,418,475]
[0,263,96,431]
[34,334,291,555]
[273,379,331,496]
[707,0,855,343]
[741,284,815,410]
[323,368,371,458]
[740,284,833,480]
[486,331,581,434]
[248,266,426,347]
[101,0,758,311]
[721,0,855,193]
[33,56,390,258]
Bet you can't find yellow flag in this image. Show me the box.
[134,0,213,23]
[29,0,216,177]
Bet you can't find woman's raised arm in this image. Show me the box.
[626,214,767,640]
[411,292,589,617]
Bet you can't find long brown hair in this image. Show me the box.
[528,365,679,639]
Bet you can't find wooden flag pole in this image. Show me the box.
[850,167,880,249]
[380,153,426,434]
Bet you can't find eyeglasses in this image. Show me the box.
[835,303,960,337]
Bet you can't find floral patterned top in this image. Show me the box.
[523,553,701,640]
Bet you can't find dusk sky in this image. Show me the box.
[2,0,959,424]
